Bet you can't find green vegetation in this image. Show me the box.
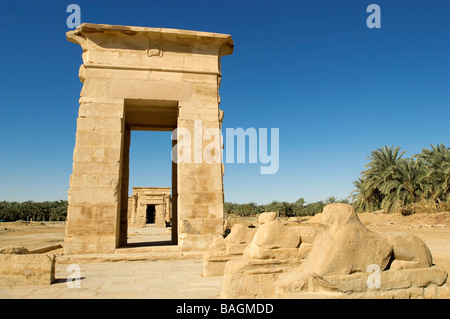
[0,200,68,222]
[225,144,450,217]
[349,144,450,214]
[224,196,349,218]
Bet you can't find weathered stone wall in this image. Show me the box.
[0,254,56,287]
[127,187,171,228]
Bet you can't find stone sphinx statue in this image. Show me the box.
[204,211,317,277]
[221,204,449,298]
[302,203,433,275]
[243,212,317,261]
[203,223,257,277]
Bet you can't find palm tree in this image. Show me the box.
[264,201,280,213]
[293,198,306,216]
[416,144,450,202]
[278,201,294,217]
[302,201,325,216]
[379,158,426,213]
[49,200,68,221]
[349,177,373,213]
[294,197,305,208]
[223,202,236,216]
[242,202,259,216]
[235,205,247,218]
[362,145,407,209]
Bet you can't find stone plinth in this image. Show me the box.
[0,254,56,287]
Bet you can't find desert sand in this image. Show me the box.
[0,211,449,299]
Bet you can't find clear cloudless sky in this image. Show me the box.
[0,0,449,205]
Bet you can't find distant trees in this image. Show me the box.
[224,196,349,218]
[349,144,450,214]
[0,200,68,222]
[224,144,449,217]
[264,201,293,217]
[417,144,450,202]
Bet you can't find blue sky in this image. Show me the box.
[0,0,449,204]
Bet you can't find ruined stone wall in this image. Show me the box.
[127,187,171,228]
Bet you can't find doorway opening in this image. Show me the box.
[119,99,178,248]
[146,205,156,224]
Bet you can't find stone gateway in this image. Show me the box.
[64,24,233,254]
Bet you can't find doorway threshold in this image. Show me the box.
[114,244,180,254]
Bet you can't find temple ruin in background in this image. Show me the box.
[64,23,233,254]
[128,187,171,228]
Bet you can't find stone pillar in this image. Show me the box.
[136,202,147,228]
[164,194,171,226]
[171,141,178,245]
[155,205,164,228]
[119,128,131,246]
[64,90,125,254]
[130,194,137,224]
[176,85,225,250]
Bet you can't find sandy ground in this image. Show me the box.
[359,211,450,274]
[0,212,449,298]
[1,213,449,272]
[0,221,65,251]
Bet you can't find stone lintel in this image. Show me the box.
[67,23,234,74]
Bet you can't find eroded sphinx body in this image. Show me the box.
[216,204,449,298]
